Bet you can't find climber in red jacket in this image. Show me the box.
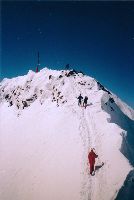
[36,66,38,73]
[88,148,98,175]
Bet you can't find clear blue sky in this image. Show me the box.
[1,1,134,108]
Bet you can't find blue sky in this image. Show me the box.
[1,1,134,108]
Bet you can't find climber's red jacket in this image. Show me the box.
[36,66,38,73]
[88,150,98,166]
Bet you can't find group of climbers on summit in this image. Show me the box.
[77,94,88,108]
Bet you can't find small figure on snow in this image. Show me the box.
[88,148,98,175]
[36,66,39,73]
[77,94,83,106]
[83,96,88,108]
[65,64,70,70]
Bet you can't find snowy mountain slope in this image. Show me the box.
[0,68,134,200]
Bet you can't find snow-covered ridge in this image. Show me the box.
[0,67,134,200]
[0,68,96,113]
[0,68,133,120]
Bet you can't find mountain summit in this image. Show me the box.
[0,68,134,200]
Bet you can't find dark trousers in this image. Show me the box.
[78,101,82,106]
[90,164,94,174]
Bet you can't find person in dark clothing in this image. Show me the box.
[77,94,83,106]
[83,96,88,108]
[65,64,70,70]
[88,149,98,175]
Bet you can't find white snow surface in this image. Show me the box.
[0,68,134,200]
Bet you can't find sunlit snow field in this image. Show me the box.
[0,68,134,200]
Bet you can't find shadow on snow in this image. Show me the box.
[116,170,134,200]
[102,100,134,166]
[95,162,104,171]
[102,99,134,200]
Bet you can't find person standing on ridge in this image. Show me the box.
[36,51,40,73]
[88,148,98,175]
[83,96,88,108]
[77,94,83,106]
[36,66,38,73]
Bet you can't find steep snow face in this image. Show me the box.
[113,95,134,120]
[0,68,134,200]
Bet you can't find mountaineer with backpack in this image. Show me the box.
[77,94,83,106]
